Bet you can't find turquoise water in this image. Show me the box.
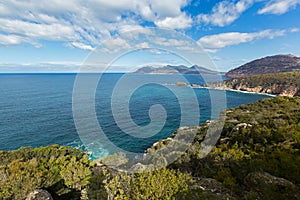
[0,73,272,158]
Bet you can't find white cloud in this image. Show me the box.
[0,18,78,41]
[198,29,286,52]
[135,42,150,49]
[148,0,189,18]
[0,33,42,47]
[175,45,199,52]
[118,26,154,41]
[71,42,95,51]
[119,25,153,34]
[258,0,300,15]
[154,13,192,29]
[290,28,300,33]
[153,37,191,47]
[148,48,171,55]
[0,0,191,51]
[197,0,256,27]
[100,37,131,52]
[0,34,26,45]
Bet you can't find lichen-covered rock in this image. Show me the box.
[244,172,300,200]
[26,189,53,200]
[193,178,237,200]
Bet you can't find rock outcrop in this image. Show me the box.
[26,189,53,200]
[244,172,300,200]
[176,81,188,86]
[228,81,299,97]
[195,178,238,200]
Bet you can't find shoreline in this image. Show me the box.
[187,84,277,97]
[226,88,277,97]
[175,81,278,97]
[204,86,277,97]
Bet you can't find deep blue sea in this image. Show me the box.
[0,73,272,159]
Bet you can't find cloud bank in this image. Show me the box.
[0,0,191,49]
[0,0,299,54]
[196,0,257,27]
[258,0,300,15]
[198,29,287,52]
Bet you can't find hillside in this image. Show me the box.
[133,65,219,74]
[1,97,300,199]
[149,96,300,199]
[226,54,300,78]
[206,72,300,97]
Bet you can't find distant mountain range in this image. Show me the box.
[226,54,300,78]
[133,65,220,74]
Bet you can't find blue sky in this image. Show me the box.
[0,0,300,72]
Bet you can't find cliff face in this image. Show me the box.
[226,54,300,78]
[233,84,299,97]
[206,72,300,97]
[228,79,299,97]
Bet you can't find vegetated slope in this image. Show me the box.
[226,54,300,78]
[1,97,300,199]
[0,145,93,200]
[206,72,300,97]
[150,96,300,199]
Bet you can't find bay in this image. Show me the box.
[0,73,272,159]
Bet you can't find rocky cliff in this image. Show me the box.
[226,54,300,78]
[206,72,300,97]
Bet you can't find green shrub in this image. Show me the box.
[0,145,93,199]
[106,168,194,200]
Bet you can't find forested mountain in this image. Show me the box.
[226,54,300,78]
[133,65,219,74]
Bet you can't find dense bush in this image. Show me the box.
[172,96,300,197]
[225,71,300,88]
[105,168,193,200]
[0,145,93,199]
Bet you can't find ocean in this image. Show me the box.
[0,73,272,159]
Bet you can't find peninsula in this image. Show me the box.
[133,65,220,74]
[206,54,300,97]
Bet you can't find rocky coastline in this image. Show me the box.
[205,72,300,97]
